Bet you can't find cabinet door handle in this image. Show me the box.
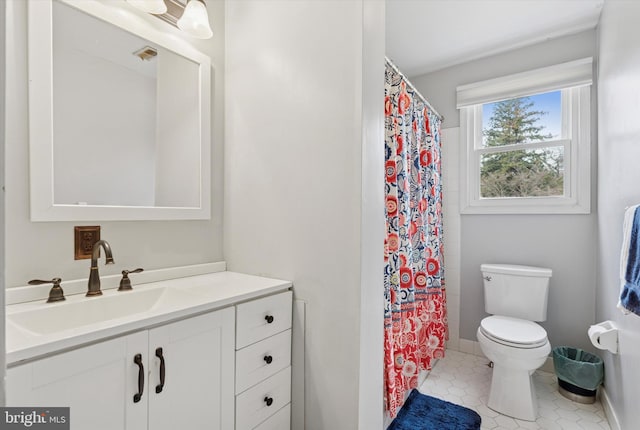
[133,354,144,403]
[155,347,165,394]
[263,355,273,364]
[264,396,274,407]
[265,315,274,324]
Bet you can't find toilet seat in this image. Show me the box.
[480,316,548,349]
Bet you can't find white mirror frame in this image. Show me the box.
[28,0,212,221]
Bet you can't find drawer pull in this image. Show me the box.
[263,355,273,364]
[155,347,166,394]
[264,396,274,407]
[133,353,144,403]
[265,315,274,324]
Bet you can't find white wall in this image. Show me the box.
[224,1,385,428]
[441,128,462,349]
[410,30,597,129]
[0,0,7,405]
[597,2,640,428]
[410,30,599,352]
[3,0,225,288]
[359,2,386,428]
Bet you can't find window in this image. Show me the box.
[458,58,592,214]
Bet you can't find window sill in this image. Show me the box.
[460,197,591,215]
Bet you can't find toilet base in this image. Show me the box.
[487,363,538,421]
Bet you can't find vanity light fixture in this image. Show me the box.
[126,0,168,15]
[177,0,213,39]
[127,0,213,40]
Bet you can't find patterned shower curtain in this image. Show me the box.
[384,59,447,418]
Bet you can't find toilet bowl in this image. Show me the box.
[477,264,552,421]
[477,316,550,421]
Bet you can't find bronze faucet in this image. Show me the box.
[28,278,65,303]
[87,240,114,296]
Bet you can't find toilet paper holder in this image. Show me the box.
[588,321,618,354]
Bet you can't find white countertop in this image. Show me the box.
[6,271,292,366]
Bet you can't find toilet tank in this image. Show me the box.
[481,263,552,322]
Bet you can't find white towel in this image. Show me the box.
[619,204,640,314]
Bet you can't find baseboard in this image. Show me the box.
[452,339,556,374]
[457,339,475,355]
[600,386,621,430]
[417,368,430,387]
[445,338,459,351]
[456,339,486,358]
[540,356,555,373]
[383,412,393,429]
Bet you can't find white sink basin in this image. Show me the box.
[8,287,175,335]
[5,271,293,366]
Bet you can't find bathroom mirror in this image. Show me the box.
[28,0,211,221]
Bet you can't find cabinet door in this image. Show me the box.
[147,307,235,430]
[6,331,148,430]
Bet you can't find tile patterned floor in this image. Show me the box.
[418,350,611,430]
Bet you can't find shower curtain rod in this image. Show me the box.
[385,56,444,122]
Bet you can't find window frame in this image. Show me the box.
[458,59,592,214]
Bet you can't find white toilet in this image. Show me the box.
[476,263,552,421]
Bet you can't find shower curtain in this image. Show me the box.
[384,59,447,418]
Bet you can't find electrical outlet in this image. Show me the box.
[74,226,101,260]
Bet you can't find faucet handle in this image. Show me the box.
[28,278,65,303]
[118,268,144,291]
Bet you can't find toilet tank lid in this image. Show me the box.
[481,264,552,277]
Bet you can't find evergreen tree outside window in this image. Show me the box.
[457,59,592,214]
[480,92,563,199]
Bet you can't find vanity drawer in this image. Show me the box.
[236,329,291,393]
[236,291,292,349]
[235,366,291,430]
[253,403,290,430]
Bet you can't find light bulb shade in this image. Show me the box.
[177,0,213,39]
[127,0,168,15]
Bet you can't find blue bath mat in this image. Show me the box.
[388,389,481,430]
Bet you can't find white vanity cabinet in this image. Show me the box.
[7,307,235,430]
[235,291,293,430]
[6,270,294,430]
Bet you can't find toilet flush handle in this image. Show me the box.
[483,276,492,281]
